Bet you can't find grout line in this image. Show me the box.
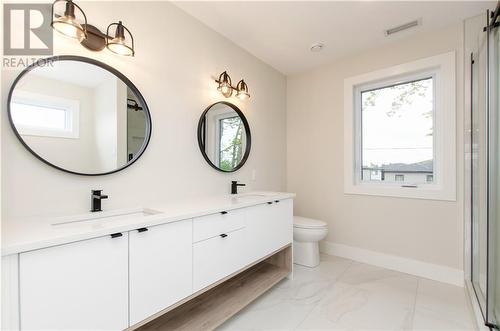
[407,277,420,330]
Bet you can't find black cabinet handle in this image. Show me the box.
[275,200,280,203]
[267,201,273,205]
[110,233,123,238]
[221,211,228,215]
[220,233,228,238]
[137,227,148,233]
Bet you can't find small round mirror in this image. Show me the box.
[7,56,151,176]
[197,101,251,172]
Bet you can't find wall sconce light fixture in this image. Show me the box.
[51,0,135,56]
[106,21,135,56]
[215,71,251,100]
[51,0,87,42]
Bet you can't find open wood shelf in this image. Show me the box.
[137,249,291,331]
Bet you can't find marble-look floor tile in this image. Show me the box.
[412,307,475,331]
[217,256,477,331]
[217,279,329,330]
[218,255,353,331]
[296,263,418,330]
[412,279,475,330]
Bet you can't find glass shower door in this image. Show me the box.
[487,20,500,328]
[471,21,489,316]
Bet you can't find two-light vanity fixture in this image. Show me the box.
[51,0,135,56]
[216,71,250,100]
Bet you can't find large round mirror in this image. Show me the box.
[197,101,251,172]
[7,56,151,176]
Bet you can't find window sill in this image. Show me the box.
[344,184,456,201]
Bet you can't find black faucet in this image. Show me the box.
[91,190,108,212]
[231,181,246,194]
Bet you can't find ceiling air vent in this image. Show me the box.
[385,19,420,36]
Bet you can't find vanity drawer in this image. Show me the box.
[193,208,246,242]
[193,228,249,292]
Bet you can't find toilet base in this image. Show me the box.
[293,240,320,268]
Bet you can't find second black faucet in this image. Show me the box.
[91,190,108,212]
[231,181,246,194]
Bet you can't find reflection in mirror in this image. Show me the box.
[198,102,251,172]
[8,57,151,175]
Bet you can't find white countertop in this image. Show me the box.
[2,192,295,256]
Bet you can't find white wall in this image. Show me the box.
[94,78,119,171]
[1,1,286,221]
[14,75,98,173]
[287,23,464,271]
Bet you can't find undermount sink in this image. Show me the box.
[51,208,161,227]
[232,194,268,201]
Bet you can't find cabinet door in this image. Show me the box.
[193,228,248,292]
[272,199,294,248]
[246,199,293,262]
[19,233,128,331]
[129,220,193,326]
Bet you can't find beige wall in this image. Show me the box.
[286,23,464,270]
[1,1,287,221]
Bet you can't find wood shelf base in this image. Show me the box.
[136,246,292,331]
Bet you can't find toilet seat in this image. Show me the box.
[293,216,327,229]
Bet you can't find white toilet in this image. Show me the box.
[293,216,328,268]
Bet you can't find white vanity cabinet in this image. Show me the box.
[192,209,249,292]
[246,199,293,261]
[192,200,293,293]
[129,220,193,326]
[19,233,129,331]
[3,194,294,331]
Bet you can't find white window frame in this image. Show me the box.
[344,51,456,201]
[11,90,80,139]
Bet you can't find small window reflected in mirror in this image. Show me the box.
[197,102,251,172]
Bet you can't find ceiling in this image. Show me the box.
[174,1,495,75]
[32,61,115,88]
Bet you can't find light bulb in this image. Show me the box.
[107,37,134,56]
[52,16,86,41]
[236,90,250,100]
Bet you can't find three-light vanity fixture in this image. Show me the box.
[216,71,250,100]
[51,0,135,56]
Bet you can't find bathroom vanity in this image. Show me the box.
[2,192,294,331]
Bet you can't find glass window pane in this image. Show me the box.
[219,116,243,171]
[361,77,434,184]
[11,102,67,131]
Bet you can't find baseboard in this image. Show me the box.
[320,241,464,287]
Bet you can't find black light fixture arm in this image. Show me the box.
[214,78,238,92]
[52,0,88,24]
[484,1,500,31]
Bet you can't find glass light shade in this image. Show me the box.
[52,16,86,42]
[107,37,134,56]
[235,79,250,100]
[217,82,233,97]
[236,90,250,100]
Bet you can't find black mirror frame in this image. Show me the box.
[7,55,152,176]
[197,101,251,173]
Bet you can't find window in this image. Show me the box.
[344,52,456,201]
[10,91,79,139]
[361,77,434,185]
[218,116,243,171]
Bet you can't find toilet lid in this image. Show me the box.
[293,216,327,229]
